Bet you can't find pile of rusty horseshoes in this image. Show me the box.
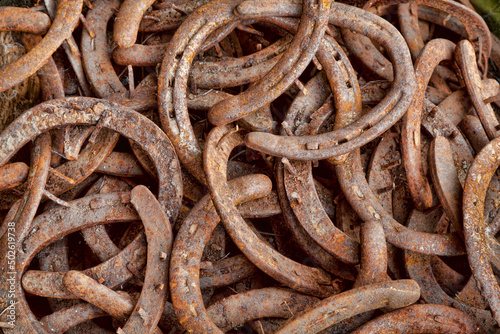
[1,0,500,332]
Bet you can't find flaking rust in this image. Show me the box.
[1,0,500,332]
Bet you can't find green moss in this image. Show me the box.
[471,0,500,37]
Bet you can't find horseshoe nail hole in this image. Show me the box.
[346,81,352,88]
[306,142,319,150]
[338,138,348,145]
[189,224,198,235]
[333,53,341,61]
[429,107,438,118]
